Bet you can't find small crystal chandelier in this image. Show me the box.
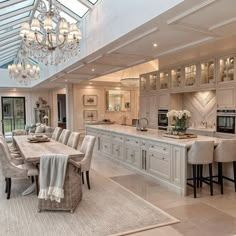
[20,0,82,65]
[8,48,40,86]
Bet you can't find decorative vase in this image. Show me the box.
[174,118,187,134]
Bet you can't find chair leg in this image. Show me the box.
[193,165,197,198]
[197,165,200,188]
[7,178,11,200]
[233,161,236,192]
[5,178,7,193]
[31,176,34,183]
[200,165,203,188]
[35,176,39,196]
[81,172,84,184]
[218,162,224,194]
[86,171,90,190]
[209,163,213,196]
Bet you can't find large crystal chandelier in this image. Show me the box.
[8,48,40,86]
[20,0,81,65]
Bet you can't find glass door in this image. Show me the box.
[1,97,26,135]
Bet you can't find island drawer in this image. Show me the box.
[149,142,170,156]
[99,131,111,139]
[125,137,140,146]
[112,134,124,142]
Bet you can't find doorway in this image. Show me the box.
[57,94,66,129]
[1,97,26,136]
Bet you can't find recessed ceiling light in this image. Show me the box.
[91,68,95,72]
[89,82,93,85]
[153,43,158,47]
[65,79,68,82]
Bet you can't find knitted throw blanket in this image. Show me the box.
[38,154,69,202]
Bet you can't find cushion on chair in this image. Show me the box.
[35,125,45,133]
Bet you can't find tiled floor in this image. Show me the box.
[92,155,236,236]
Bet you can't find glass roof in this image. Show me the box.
[0,0,99,69]
[0,0,34,16]
[0,60,14,69]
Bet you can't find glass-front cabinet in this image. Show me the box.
[200,60,215,85]
[149,72,157,91]
[218,55,235,83]
[159,71,169,89]
[184,64,197,87]
[171,67,182,88]
[140,74,148,91]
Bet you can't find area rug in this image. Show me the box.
[0,170,179,236]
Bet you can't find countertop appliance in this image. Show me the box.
[158,109,168,130]
[216,109,235,134]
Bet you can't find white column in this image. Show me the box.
[66,84,74,131]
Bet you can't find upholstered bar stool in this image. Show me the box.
[187,141,214,198]
[214,139,236,194]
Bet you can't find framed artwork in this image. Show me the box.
[84,110,98,121]
[83,95,97,106]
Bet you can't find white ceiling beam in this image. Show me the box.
[0,45,20,54]
[58,4,81,22]
[78,0,93,10]
[0,50,18,58]
[0,57,14,66]
[0,35,21,47]
[0,5,34,21]
[0,0,25,9]
[0,28,20,40]
[0,40,22,51]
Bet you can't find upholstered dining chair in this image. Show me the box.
[67,132,80,149]
[214,139,236,194]
[0,140,39,199]
[51,127,62,141]
[0,136,24,165]
[58,129,71,144]
[187,141,214,198]
[78,135,96,189]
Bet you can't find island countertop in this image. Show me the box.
[85,124,225,147]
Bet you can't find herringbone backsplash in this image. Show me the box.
[183,91,216,128]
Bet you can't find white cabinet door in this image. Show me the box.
[158,93,170,109]
[112,143,124,161]
[100,138,111,155]
[171,146,182,185]
[124,145,141,169]
[149,94,158,128]
[146,152,171,180]
[216,87,235,108]
[140,95,150,119]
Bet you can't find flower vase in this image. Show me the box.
[175,118,187,135]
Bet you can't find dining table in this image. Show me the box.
[13,135,85,196]
[13,135,84,163]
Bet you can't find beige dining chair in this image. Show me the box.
[187,141,214,198]
[0,140,39,199]
[58,129,71,144]
[214,139,236,194]
[51,127,62,141]
[78,135,96,189]
[67,132,80,149]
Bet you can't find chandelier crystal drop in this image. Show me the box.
[20,0,82,65]
[8,49,40,86]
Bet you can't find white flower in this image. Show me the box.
[166,109,191,120]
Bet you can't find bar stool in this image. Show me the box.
[187,141,214,198]
[214,139,236,194]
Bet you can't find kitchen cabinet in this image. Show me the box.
[111,134,124,161]
[158,93,169,109]
[200,59,215,85]
[140,71,158,93]
[184,64,197,87]
[159,71,170,90]
[218,55,235,83]
[171,67,183,89]
[216,87,235,108]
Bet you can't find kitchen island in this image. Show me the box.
[86,124,223,196]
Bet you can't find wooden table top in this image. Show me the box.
[14,135,84,163]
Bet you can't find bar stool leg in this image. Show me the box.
[200,165,203,188]
[197,165,199,188]
[209,163,213,196]
[218,162,223,194]
[233,161,236,192]
[193,165,197,198]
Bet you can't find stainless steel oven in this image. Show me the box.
[158,109,168,130]
[216,109,236,134]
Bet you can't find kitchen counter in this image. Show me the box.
[86,124,223,148]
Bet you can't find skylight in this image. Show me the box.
[0,60,14,69]
[59,11,77,23]
[0,12,30,27]
[88,0,98,4]
[58,0,89,17]
[0,24,21,35]
[0,0,34,16]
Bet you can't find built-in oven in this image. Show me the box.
[158,109,168,130]
[216,109,236,134]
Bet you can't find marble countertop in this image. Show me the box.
[86,124,225,147]
[187,127,216,133]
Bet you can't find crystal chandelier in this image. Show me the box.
[20,0,82,65]
[8,49,40,86]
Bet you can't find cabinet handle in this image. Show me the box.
[127,139,130,141]
[162,157,165,160]
[130,154,134,157]
[104,145,107,148]
[136,141,138,144]
[163,148,166,151]
[144,150,147,170]
[98,137,100,150]
[151,154,154,157]
[116,149,118,152]
[120,137,122,140]
[142,150,144,169]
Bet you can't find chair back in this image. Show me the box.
[214,139,236,162]
[80,135,96,172]
[13,129,27,136]
[188,141,214,164]
[51,127,62,141]
[0,140,26,178]
[67,132,80,149]
[58,129,71,144]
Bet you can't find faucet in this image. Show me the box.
[136,118,149,131]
